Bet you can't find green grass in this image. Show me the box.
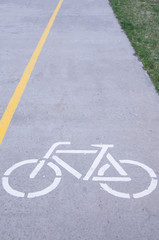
[109,0,159,92]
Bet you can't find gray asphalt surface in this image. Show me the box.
[0,0,159,239]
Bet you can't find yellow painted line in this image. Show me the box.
[0,0,63,145]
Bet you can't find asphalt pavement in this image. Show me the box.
[0,0,159,239]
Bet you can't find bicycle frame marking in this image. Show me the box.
[51,143,115,181]
[56,150,98,154]
[2,142,158,199]
[51,143,128,181]
[53,155,82,179]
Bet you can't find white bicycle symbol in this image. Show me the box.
[2,142,158,199]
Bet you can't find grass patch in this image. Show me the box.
[109,0,159,92]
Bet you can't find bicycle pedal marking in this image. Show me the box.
[2,142,158,199]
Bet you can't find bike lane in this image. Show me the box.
[0,0,159,239]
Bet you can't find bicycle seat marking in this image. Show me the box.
[2,142,158,199]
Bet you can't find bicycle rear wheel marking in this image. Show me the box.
[97,163,131,198]
[98,160,157,199]
[120,160,158,198]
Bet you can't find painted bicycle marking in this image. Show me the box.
[2,142,158,199]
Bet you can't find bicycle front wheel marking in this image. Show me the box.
[2,159,38,198]
[27,162,62,198]
[2,160,62,198]
[2,177,25,198]
[27,177,61,198]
